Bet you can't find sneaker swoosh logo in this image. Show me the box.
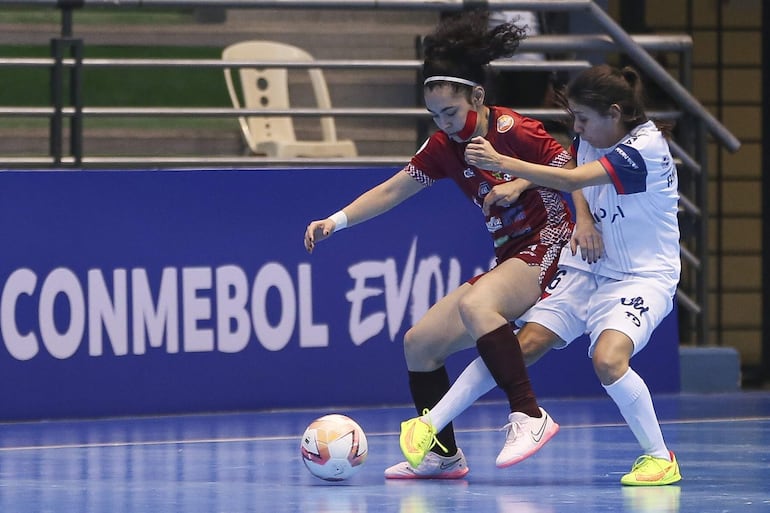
[439,458,462,470]
[530,414,548,443]
[404,423,418,453]
[638,469,668,481]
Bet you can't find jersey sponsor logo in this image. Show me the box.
[486,216,503,233]
[592,205,626,224]
[613,145,640,170]
[497,114,515,133]
[491,171,513,182]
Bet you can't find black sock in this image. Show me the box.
[476,324,541,418]
[408,367,458,456]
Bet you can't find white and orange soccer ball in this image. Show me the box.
[300,414,368,481]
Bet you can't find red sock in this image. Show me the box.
[476,324,541,418]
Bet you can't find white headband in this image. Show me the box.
[424,75,479,87]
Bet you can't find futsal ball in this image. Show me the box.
[300,414,368,481]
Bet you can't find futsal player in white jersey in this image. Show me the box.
[401,64,682,486]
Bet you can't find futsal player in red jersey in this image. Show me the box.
[304,9,601,479]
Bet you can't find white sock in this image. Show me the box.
[427,356,497,431]
[603,367,670,460]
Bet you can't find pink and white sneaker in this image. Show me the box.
[496,407,559,468]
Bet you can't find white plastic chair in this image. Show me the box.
[222,40,357,158]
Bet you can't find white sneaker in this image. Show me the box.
[496,407,559,468]
[384,448,469,479]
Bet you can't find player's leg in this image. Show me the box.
[403,282,476,450]
[421,318,563,443]
[482,266,593,467]
[458,258,544,418]
[399,258,552,470]
[384,283,475,479]
[587,279,681,486]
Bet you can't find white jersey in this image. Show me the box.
[559,120,681,295]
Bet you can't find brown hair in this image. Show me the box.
[563,65,649,132]
[422,9,526,98]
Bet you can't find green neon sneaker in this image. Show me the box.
[399,409,448,468]
[621,451,682,486]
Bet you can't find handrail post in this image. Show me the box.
[694,120,709,346]
[50,0,84,166]
[69,38,84,166]
[49,37,64,164]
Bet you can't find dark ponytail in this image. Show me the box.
[422,9,527,93]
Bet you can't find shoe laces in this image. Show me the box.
[499,412,528,445]
[418,409,448,454]
[630,454,669,472]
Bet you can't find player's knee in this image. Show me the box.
[518,324,555,365]
[403,327,420,360]
[591,348,628,385]
[403,327,439,369]
[591,334,633,385]
[456,291,484,333]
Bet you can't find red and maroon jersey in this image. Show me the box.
[405,106,574,257]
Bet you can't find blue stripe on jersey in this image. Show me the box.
[603,143,648,194]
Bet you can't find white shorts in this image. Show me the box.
[516,266,675,358]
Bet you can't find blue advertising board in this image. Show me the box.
[0,168,679,421]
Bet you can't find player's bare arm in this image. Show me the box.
[465,137,610,192]
[304,169,424,253]
[570,190,603,263]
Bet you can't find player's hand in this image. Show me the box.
[482,182,525,215]
[570,221,603,263]
[465,136,503,170]
[304,219,336,253]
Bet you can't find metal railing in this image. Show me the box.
[0,0,742,347]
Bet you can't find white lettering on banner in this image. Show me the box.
[1,268,39,360]
[411,255,463,322]
[345,238,478,346]
[346,260,389,346]
[216,265,250,354]
[298,263,328,348]
[251,262,295,352]
[0,240,485,360]
[132,267,179,355]
[89,269,128,356]
[39,268,85,360]
[383,239,417,341]
[183,267,214,353]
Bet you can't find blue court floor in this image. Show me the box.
[0,391,768,513]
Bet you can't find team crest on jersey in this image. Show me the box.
[478,181,491,197]
[497,115,515,133]
[463,168,475,178]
